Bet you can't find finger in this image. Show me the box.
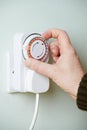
[51,54,58,62]
[25,58,54,78]
[42,28,72,51]
[49,41,60,56]
[42,28,62,39]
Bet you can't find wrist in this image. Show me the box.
[70,71,86,100]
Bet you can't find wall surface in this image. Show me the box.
[0,0,87,130]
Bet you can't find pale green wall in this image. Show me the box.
[0,0,87,130]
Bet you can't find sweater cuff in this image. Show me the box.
[77,73,87,111]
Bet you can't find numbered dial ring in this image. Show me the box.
[23,36,49,62]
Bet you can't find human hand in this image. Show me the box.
[25,29,85,99]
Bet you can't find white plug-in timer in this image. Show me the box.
[22,33,49,93]
[7,33,49,93]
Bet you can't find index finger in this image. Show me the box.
[42,28,73,52]
[42,28,62,39]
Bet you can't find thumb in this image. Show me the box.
[25,58,54,78]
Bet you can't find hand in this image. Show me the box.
[25,29,85,99]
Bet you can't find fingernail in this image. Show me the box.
[51,46,56,52]
[51,48,56,54]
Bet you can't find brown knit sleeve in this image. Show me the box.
[77,73,87,111]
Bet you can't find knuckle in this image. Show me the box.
[51,72,58,82]
[59,30,69,39]
[49,66,58,81]
[69,48,77,55]
[61,30,68,35]
[67,47,78,58]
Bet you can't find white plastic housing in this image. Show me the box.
[7,33,49,93]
